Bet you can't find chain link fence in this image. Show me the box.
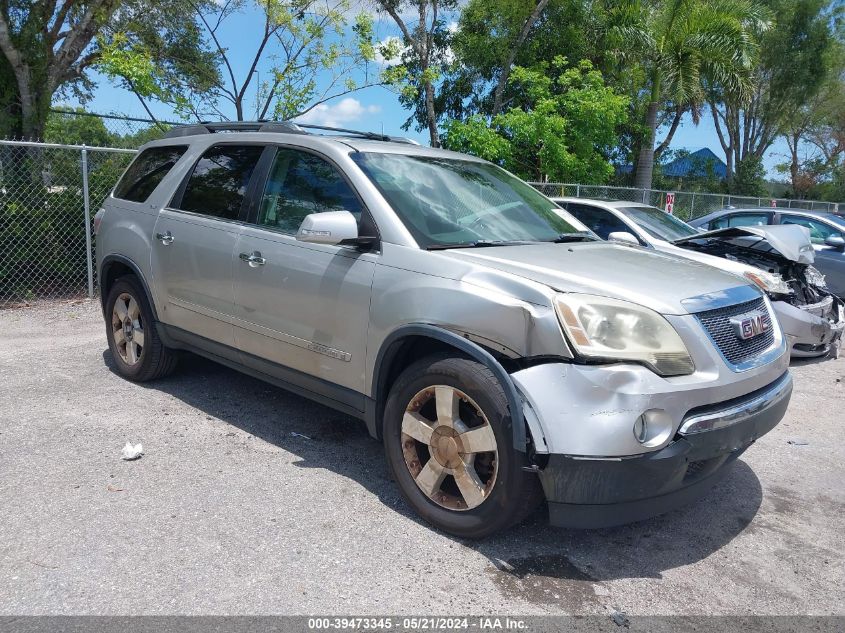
[0,140,136,308]
[2,133,843,308]
[528,183,840,221]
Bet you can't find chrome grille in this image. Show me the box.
[695,297,775,367]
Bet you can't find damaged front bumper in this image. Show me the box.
[511,339,792,528]
[774,296,845,358]
[536,373,792,528]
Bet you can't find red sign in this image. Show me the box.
[665,192,675,215]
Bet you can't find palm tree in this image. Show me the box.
[626,0,769,190]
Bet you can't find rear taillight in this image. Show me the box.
[93,208,106,236]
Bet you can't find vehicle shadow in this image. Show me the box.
[102,350,763,586]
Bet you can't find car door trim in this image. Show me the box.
[156,323,366,416]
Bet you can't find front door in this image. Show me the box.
[779,214,845,297]
[232,147,377,394]
[150,143,265,346]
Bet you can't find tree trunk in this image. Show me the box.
[634,100,659,190]
[424,79,440,147]
[490,0,550,117]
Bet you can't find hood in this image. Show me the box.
[673,225,815,265]
[439,241,758,315]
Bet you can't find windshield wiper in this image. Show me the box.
[426,239,538,250]
[552,232,599,243]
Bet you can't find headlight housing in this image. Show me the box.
[743,270,792,295]
[554,293,695,376]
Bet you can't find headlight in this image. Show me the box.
[554,293,695,376]
[743,270,791,295]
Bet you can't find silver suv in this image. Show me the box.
[96,122,792,538]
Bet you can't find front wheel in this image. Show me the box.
[383,355,542,538]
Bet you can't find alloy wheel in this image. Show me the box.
[111,292,145,365]
[401,385,498,511]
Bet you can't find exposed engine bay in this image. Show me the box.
[674,225,845,357]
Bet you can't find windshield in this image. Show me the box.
[619,205,699,241]
[352,153,587,248]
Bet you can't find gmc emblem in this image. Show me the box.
[730,311,771,340]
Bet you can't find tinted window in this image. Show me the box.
[114,146,187,203]
[780,215,843,244]
[258,149,362,234]
[566,204,633,241]
[177,145,264,220]
[711,212,770,229]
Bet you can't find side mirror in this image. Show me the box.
[824,235,845,250]
[296,211,359,246]
[608,231,639,245]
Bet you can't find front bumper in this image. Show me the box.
[773,298,845,357]
[537,372,792,528]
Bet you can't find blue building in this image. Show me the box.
[662,147,727,179]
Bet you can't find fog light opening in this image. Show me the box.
[633,415,648,443]
[633,409,674,447]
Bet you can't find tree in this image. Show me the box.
[709,0,837,183]
[778,74,845,198]
[626,0,767,191]
[0,0,216,139]
[442,58,628,182]
[488,0,550,117]
[374,0,457,147]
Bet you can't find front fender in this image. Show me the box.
[372,324,528,452]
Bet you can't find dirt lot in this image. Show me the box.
[0,299,843,616]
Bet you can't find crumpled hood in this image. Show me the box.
[673,224,815,265]
[440,241,758,315]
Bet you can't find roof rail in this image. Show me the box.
[163,120,305,138]
[162,120,419,144]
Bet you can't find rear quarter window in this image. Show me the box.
[113,146,188,203]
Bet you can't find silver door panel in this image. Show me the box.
[233,227,376,391]
[150,209,240,346]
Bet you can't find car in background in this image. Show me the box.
[554,198,845,359]
[689,208,845,298]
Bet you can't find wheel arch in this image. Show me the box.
[370,324,527,452]
[99,255,159,321]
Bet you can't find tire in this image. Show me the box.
[105,276,177,382]
[383,354,543,538]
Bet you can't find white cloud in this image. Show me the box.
[294,97,382,128]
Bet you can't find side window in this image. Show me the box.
[257,148,363,234]
[566,203,632,240]
[113,146,187,203]
[176,145,264,220]
[781,215,843,244]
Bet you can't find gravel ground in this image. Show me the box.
[0,299,843,616]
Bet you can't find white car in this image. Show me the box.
[554,198,845,358]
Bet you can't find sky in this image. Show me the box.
[69,4,792,179]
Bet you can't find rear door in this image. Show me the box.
[232,146,377,394]
[150,143,266,346]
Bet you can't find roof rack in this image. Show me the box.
[163,120,419,145]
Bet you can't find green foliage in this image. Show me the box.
[442,58,628,182]
[0,147,134,302]
[730,155,767,196]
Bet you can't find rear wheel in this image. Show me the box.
[105,276,177,382]
[383,355,542,538]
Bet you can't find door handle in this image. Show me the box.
[239,251,266,267]
[156,231,174,245]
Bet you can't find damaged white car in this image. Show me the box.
[555,198,845,359]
